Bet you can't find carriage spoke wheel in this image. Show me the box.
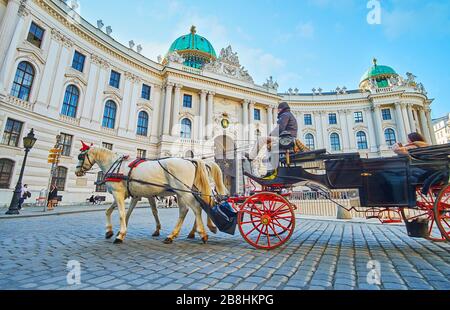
[434,185,450,242]
[405,187,447,242]
[238,192,295,250]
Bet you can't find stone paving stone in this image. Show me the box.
[1,208,449,290]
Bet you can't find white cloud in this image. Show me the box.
[296,22,315,38]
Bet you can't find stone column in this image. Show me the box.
[197,90,207,140]
[90,59,110,127]
[401,103,411,134]
[0,0,21,93]
[48,37,73,117]
[0,4,26,95]
[346,110,355,150]
[273,108,278,127]
[295,111,302,138]
[407,104,416,132]
[339,111,350,151]
[314,111,324,149]
[249,101,255,141]
[126,77,140,134]
[79,61,100,127]
[242,99,249,143]
[171,84,182,136]
[418,108,430,143]
[365,107,378,152]
[425,108,437,144]
[162,82,174,136]
[372,105,385,150]
[267,106,273,134]
[394,102,406,143]
[150,85,162,139]
[320,112,328,149]
[118,76,134,136]
[206,91,215,139]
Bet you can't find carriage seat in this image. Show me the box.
[290,149,327,163]
[408,143,450,161]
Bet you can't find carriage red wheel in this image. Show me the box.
[402,186,447,242]
[238,192,295,250]
[434,184,450,242]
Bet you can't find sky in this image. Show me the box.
[74,0,450,119]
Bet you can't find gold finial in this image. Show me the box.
[190,25,196,34]
[373,57,377,66]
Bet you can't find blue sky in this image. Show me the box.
[76,0,450,118]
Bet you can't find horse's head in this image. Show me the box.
[75,141,95,177]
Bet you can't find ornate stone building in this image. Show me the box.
[0,0,436,204]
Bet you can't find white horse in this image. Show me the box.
[74,142,213,244]
[123,161,229,239]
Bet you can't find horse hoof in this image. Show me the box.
[105,231,114,239]
[163,238,173,244]
[209,227,218,234]
[187,233,195,239]
[113,238,123,244]
[152,231,160,237]
[201,236,208,244]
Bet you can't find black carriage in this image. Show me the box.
[230,142,450,249]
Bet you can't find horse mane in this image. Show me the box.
[192,159,213,206]
[207,162,228,195]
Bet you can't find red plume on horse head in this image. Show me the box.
[80,140,92,151]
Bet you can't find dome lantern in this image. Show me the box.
[359,58,398,90]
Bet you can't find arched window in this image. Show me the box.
[11,61,35,101]
[136,111,149,136]
[356,131,368,150]
[305,133,315,150]
[384,128,397,146]
[180,118,192,139]
[0,159,14,189]
[102,100,117,129]
[61,85,79,118]
[51,166,67,191]
[330,133,341,151]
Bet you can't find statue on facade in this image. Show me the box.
[405,72,417,86]
[219,45,240,66]
[166,51,185,64]
[263,76,279,91]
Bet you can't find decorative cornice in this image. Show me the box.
[16,45,46,65]
[51,28,73,48]
[124,71,141,83]
[90,54,110,69]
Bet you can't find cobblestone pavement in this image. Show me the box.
[0,208,449,290]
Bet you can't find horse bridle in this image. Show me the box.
[76,150,94,175]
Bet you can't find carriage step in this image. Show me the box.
[405,219,429,238]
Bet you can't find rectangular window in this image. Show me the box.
[382,108,392,121]
[354,111,364,123]
[254,109,261,121]
[141,84,151,100]
[137,149,147,159]
[109,70,121,88]
[329,113,337,125]
[183,94,192,108]
[51,167,67,191]
[102,142,113,150]
[71,51,86,72]
[27,22,45,48]
[304,114,312,125]
[1,118,23,147]
[59,133,73,157]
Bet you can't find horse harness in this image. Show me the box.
[97,157,213,201]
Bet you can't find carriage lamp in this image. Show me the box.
[5,129,37,215]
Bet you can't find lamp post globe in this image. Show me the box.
[5,128,37,215]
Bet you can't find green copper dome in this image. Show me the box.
[167,26,216,68]
[359,58,398,89]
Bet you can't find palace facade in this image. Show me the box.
[0,0,436,204]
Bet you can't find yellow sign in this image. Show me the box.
[48,148,62,164]
[221,118,229,129]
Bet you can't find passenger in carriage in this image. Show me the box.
[245,101,298,161]
[392,132,430,155]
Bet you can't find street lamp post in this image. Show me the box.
[5,128,37,215]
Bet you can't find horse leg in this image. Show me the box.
[164,195,190,244]
[113,193,127,244]
[105,201,117,239]
[125,197,139,226]
[189,216,216,238]
[207,216,218,234]
[192,204,208,244]
[149,197,161,237]
[188,218,196,239]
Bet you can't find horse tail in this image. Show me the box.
[192,159,213,206]
[208,162,228,196]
